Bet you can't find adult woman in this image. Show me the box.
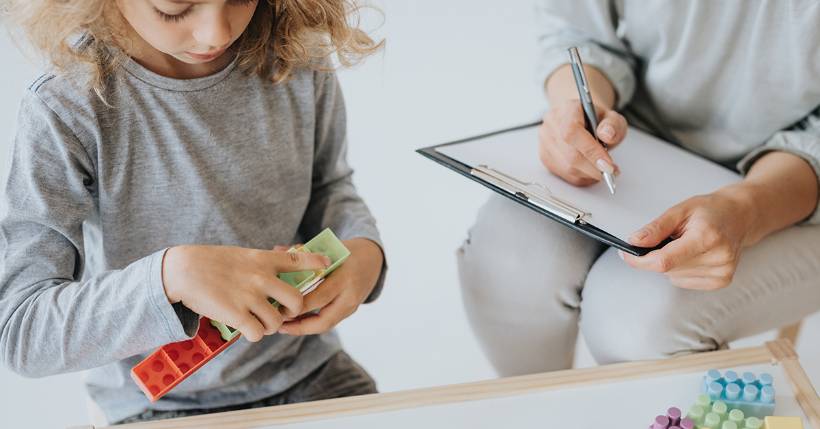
[459,0,820,375]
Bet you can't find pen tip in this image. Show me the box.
[603,172,616,195]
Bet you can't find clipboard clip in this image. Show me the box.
[471,165,590,224]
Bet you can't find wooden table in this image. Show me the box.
[74,340,820,429]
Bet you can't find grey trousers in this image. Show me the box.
[458,195,820,376]
[116,351,376,424]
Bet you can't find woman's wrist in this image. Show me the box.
[713,183,762,248]
[546,64,617,109]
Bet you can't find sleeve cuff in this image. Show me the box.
[737,132,820,225]
[538,44,637,110]
[364,243,387,304]
[146,248,200,342]
[336,229,388,303]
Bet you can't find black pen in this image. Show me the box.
[567,47,616,195]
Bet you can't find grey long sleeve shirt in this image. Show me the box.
[536,0,820,223]
[0,52,384,423]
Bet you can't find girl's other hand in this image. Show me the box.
[538,100,627,187]
[161,245,331,342]
[278,238,384,336]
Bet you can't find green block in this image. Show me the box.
[211,228,350,340]
[688,394,766,429]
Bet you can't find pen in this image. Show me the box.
[567,47,616,195]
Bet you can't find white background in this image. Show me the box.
[1,1,818,427]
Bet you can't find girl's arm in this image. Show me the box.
[297,70,386,303]
[0,94,199,377]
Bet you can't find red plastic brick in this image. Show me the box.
[131,318,240,402]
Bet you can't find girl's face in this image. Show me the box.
[116,0,258,76]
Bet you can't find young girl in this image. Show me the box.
[0,0,386,424]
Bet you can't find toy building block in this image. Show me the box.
[131,318,239,402]
[702,369,775,418]
[650,407,695,429]
[763,416,803,429]
[210,228,350,341]
[687,394,764,429]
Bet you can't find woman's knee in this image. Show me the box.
[458,195,602,304]
[579,248,720,364]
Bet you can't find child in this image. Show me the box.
[0,0,386,424]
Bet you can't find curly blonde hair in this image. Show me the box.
[1,0,382,98]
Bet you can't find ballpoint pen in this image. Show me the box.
[567,46,616,195]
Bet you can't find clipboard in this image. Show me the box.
[417,121,742,256]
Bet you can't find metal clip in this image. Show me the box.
[471,165,589,224]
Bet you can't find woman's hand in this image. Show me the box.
[278,238,384,336]
[620,150,820,291]
[162,245,332,342]
[620,187,756,290]
[538,99,627,186]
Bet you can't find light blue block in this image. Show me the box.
[701,369,776,418]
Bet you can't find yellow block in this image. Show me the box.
[763,416,804,429]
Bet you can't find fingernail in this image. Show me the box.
[600,124,615,140]
[322,256,332,267]
[630,229,648,242]
[596,159,614,174]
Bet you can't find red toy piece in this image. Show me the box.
[131,318,240,402]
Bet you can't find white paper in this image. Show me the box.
[436,126,741,243]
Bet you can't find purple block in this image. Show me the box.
[650,407,693,429]
[667,406,682,423]
[652,415,670,429]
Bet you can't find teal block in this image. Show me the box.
[702,369,775,418]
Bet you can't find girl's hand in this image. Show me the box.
[538,100,627,187]
[620,187,756,290]
[278,238,384,336]
[162,245,332,342]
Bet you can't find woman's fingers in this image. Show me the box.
[629,204,688,247]
[559,108,617,172]
[540,100,624,185]
[621,236,700,273]
[540,113,604,185]
[596,109,628,148]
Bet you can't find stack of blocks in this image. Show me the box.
[645,368,803,429]
[702,369,776,418]
[130,228,350,402]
